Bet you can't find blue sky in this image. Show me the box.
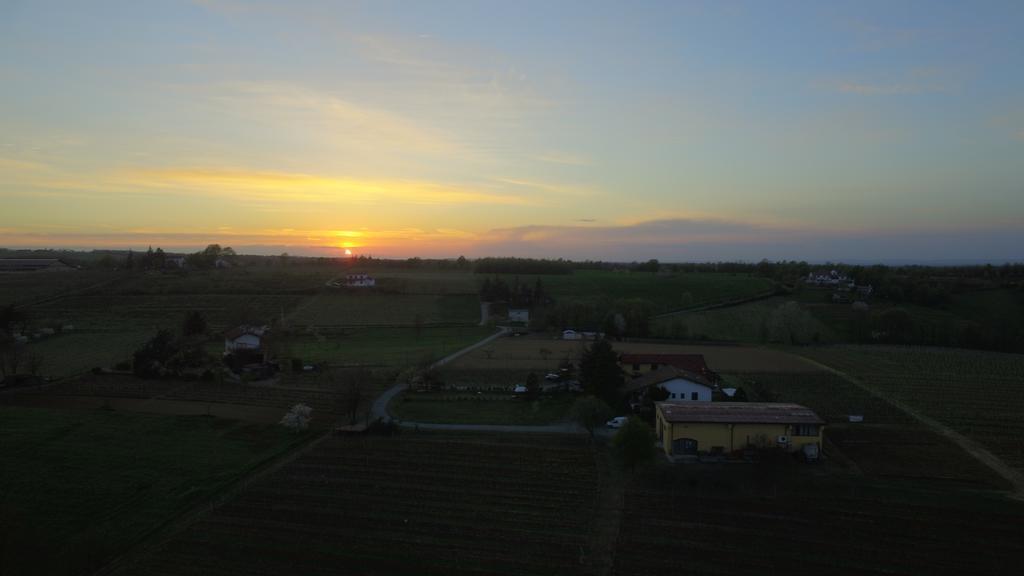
[1,0,1022,262]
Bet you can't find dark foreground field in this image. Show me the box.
[0,406,308,576]
[104,431,1024,576]
[616,464,1024,576]
[114,433,602,576]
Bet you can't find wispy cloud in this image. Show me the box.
[83,167,536,207]
[205,81,459,155]
[845,19,920,52]
[0,156,49,172]
[535,152,590,166]
[494,177,595,197]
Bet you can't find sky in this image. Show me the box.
[1,0,1022,263]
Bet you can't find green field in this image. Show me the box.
[731,371,1007,487]
[22,331,151,378]
[800,346,1024,472]
[653,296,837,342]
[0,406,308,576]
[287,292,479,326]
[391,391,575,425]
[496,270,774,313]
[289,325,496,367]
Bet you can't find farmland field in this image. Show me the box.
[451,335,825,373]
[0,269,119,306]
[652,296,838,343]
[800,346,1024,472]
[115,433,602,576]
[23,331,152,378]
[290,325,497,366]
[9,372,392,427]
[733,372,1005,487]
[615,465,1024,576]
[391,391,575,425]
[0,406,307,576]
[494,270,774,313]
[287,292,479,326]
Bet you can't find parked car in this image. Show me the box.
[606,416,628,428]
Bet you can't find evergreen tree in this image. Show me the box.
[578,338,624,406]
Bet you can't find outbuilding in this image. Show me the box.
[655,402,823,457]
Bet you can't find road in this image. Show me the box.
[369,325,509,423]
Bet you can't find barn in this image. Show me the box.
[655,402,824,457]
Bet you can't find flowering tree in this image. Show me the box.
[280,403,313,431]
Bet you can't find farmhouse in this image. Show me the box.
[344,273,376,287]
[655,402,823,457]
[508,307,530,323]
[619,353,717,382]
[224,325,268,355]
[562,329,603,340]
[0,259,75,272]
[624,366,713,403]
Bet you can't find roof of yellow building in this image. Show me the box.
[656,402,824,425]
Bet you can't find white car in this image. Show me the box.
[606,416,628,428]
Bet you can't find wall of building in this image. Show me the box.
[656,410,823,455]
[660,379,711,402]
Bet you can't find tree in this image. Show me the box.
[524,372,540,401]
[182,311,208,338]
[280,403,313,431]
[613,418,656,471]
[578,338,624,406]
[570,396,613,439]
[328,367,372,424]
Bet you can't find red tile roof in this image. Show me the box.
[657,402,824,425]
[623,366,713,393]
[619,353,710,374]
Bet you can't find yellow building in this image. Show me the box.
[655,402,824,457]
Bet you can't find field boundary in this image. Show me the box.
[797,354,1024,497]
[651,288,778,319]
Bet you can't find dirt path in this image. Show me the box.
[586,442,625,576]
[650,288,777,319]
[371,326,508,423]
[800,356,1024,497]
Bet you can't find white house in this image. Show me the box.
[562,329,604,341]
[623,366,714,405]
[224,325,268,355]
[344,274,376,287]
[509,308,530,323]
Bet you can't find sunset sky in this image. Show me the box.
[2,1,1022,262]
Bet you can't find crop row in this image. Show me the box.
[615,480,1024,576]
[117,434,601,576]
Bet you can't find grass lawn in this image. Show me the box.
[291,325,497,367]
[391,391,576,425]
[0,406,309,576]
